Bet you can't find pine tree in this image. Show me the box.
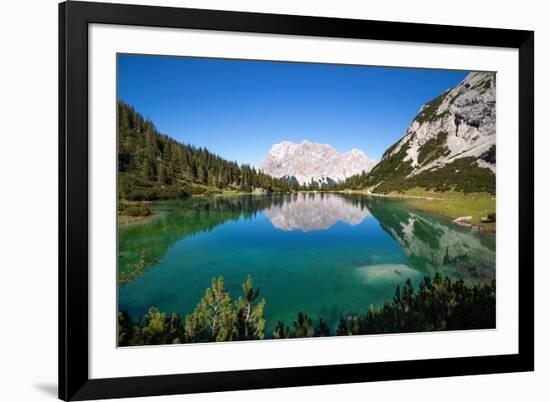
[314,317,331,337]
[134,307,182,345]
[272,321,290,339]
[184,276,235,342]
[290,312,314,338]
[157,163,167,184]
[235,275,266,340]
[117,311,138,346]
[196,165,208,184]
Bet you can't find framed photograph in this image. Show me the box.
[59,1,534,400]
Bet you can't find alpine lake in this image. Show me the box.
[118,193,496,333]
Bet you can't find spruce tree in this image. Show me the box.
[184,276,235,342]
[235,275,266,340]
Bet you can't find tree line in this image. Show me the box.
[118,273,495,346]
[118,101,301,200]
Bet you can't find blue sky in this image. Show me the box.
[118,54,468,167]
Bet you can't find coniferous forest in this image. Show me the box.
[118,101,301,201]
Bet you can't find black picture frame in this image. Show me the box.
[59,1,534,400]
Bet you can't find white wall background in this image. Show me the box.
[0,0,545,401]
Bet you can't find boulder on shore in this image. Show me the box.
[252,188,267,195]
[453,216,472,225]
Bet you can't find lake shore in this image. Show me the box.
[118,213,155,226]
[345,187,497,233]
[119,188,496,232]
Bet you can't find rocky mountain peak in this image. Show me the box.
[391,71,496,175]
[259,141,376,187]
[361,71,496,194]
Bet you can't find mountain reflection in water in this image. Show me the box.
[264,192,371,231]
[118,193,495,330]
[365,197,495,284]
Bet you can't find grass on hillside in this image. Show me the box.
[388,188,496,232]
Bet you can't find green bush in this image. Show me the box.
[118,172,190,201]
[417,131,450,165]
[202,189,223,197]
[481,145,496,164]
[118,203,151,217]
[414,90,451,125]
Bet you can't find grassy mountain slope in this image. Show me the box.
[340,72,496,194]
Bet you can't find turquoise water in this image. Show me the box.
[118,193,495,332]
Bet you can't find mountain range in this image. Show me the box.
[259,141,376,188]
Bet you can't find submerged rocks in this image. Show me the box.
[353,264,423,285]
